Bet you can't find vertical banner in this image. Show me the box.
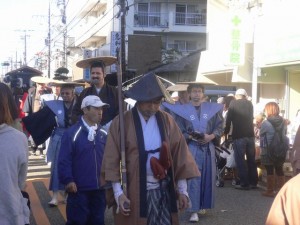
[110,31,121,73]
[83,49,93,81]
[226,13,245,66]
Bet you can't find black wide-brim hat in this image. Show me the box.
[124,72,174,104]
[76,56,117,68]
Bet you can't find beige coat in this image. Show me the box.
[101,109,200,225]
[266,174,300,225]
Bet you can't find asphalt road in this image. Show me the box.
[27,152,274,225]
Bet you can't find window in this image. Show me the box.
[137,3,161,27]
[175,4,200,25]
[174,40,197,52]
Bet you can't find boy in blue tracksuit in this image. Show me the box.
[58,95,109,225]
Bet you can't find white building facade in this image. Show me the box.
[197,0,300,120]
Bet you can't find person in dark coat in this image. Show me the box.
[224,89,258,190]
[259,102,286,197]
[23,76,51,156]
[71,57,119,130]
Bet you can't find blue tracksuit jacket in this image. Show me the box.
[58,118,107,191]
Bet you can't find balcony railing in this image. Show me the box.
[134,11,206,28]
[175,12,206,26]
[134,12,169,28]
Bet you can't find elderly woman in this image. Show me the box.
[0,83,29,225]
[260,102,286,197]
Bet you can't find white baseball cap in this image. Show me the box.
[235,88,248,97]
[81,95,109,109]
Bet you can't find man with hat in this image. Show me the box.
[71,57,119,129]
[23,76,52,116]
[40,79,63,103]
[166,83,190,104]
[162,82,224,222]
[101,73,200,225]
[22,81,78,206]
[162,83,190,118]
[58,95,109,225]
[23,76,52,155]
[224,88,258,190]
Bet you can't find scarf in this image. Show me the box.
[81,117,98,141]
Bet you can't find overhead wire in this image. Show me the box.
[74,3,117,45]
[33,2,117,65]
[27,0,99,64]
[51,0,100,47]
[28,0,127,66]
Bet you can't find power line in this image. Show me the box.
[27,0,98,64]
[74,3,116,44]
[28,2,118,66]
[51,0,100,44]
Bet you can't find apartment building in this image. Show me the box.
[67,0,207,81]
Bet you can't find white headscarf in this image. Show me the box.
[81,117,98,141]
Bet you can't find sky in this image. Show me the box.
[0,0,51,72]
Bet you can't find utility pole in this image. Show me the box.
[24,31,27,65]
[47,1,51,78]
[57,0,67,68]
[63,0,67,68]
[15,30,33,66]
[120,0,126,77]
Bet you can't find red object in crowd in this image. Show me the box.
[19,92,28,133]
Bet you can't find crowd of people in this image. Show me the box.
[1,56,300,225]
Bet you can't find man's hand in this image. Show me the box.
[66,182,77,193]
[178,193,190,211]
[118,194,131,216]
[199,134,215,144]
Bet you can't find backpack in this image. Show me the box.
[265,120,289,164]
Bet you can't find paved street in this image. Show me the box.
[26,153,274,225]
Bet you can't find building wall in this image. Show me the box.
[289,72,300,119]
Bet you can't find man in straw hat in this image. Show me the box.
[23,76,51,116]
[58,95,109,225]
[162,83,189,118]
[40,79,64,103]
[23,76,52,156]
[72,56,119,129]
[22,81,79,206]
[166,83,189,104]
[101,72,200,225]
[162,82,224,222]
